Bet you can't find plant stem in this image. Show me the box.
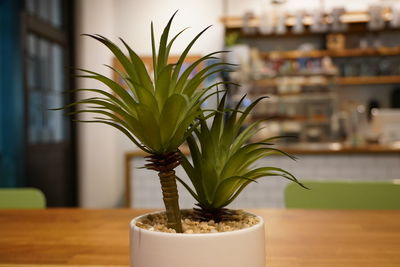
[145,151,183,233]
[158,170,183,233]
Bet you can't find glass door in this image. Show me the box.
[23,0,76,206]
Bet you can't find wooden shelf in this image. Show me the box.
[221,10,392,29]
[329,47,400,57]
[252,73,335,87]
[252,79,276,87]
[337,76,400,85]
[265,50,327,59]
[262,47,400,60]
[279,143,400,154]
[251,76,400,86]
[252,79,330,87]
[126,143,400,156]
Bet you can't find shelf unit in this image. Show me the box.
[222,9,400,145]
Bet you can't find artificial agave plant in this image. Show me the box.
[63,12,233,232]
[178,94,307,222]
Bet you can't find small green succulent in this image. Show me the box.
[178,94,307,221]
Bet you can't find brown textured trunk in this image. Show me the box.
[158,170,182,233]
[145,151,183,233]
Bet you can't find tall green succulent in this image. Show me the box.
[64,12,233,232]
[178,94,307,221]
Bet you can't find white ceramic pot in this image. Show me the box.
[130,211,266,267]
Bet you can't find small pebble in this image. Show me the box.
[136,210,259,234]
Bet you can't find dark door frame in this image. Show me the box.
[0,0,25,187]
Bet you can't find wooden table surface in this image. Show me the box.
[1,209,400,267]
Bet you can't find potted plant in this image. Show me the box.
[130,93,305,267]
[64,12,305,267]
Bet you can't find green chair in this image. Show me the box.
[285,181,400,210]
[0,188,46,209]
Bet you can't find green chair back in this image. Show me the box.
[285,181,400,210]
[0,188,46,209]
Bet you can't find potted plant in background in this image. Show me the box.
[63,12,306,267]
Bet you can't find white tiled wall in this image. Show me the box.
[130,154,400,209]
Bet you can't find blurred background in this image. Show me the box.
[1,0,400,209]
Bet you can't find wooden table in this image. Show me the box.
[1,209,400,267]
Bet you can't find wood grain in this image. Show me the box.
[0,265,125,267]
[0,209,400,267]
